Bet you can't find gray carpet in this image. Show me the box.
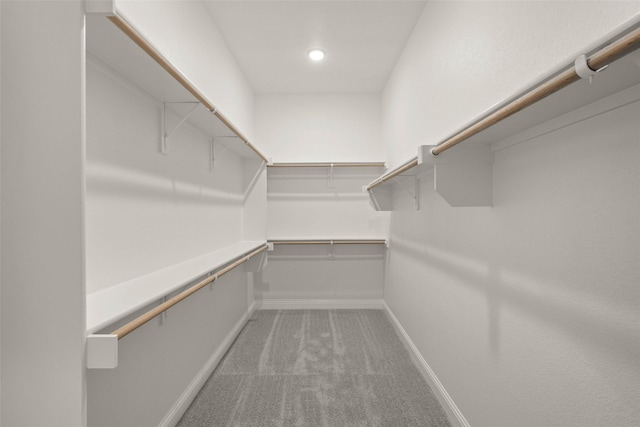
[178,309,451,426]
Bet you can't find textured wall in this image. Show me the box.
[382,2,640,426]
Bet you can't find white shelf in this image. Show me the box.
[268,238,387,244]
[459,48,640,148]
[86,13,266,161]
[367,47,640,211]
[86,240,266,334]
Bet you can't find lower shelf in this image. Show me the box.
[86,240,266,335]
[269,238,387,246]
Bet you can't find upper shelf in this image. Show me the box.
[86,11,268,162]
[367,26,640,211]
[268,162,386,168]
[457,47,640,149]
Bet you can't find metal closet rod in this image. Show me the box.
[271,239,387,245]
[111,244,268,340]
[431,25,640,156]
[107,14,269,163]
[268,162,386,168]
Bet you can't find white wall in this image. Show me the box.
[261,167,387,305]
[258,244,385,303]
[382,2,640,426]
[255,93,385,162]
[88,269,249,427]
[85,13,263,426]
[267,167,388,240]
[1,1,86,425]
[115,0,255,141]
[255,93,388,305]
[85,58,245,293]
[383,1,640,169]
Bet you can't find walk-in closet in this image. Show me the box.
[2,1,640,426]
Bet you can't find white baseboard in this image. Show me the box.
[382,302,470,427]
[158,301,257,427]
[256,298,385,310]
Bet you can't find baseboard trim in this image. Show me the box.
[382,302,470,427]
[256,299,385,310]
[158,301,257,427]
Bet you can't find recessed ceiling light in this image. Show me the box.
[308,49,325,61]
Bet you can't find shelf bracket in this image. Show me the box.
[210,136,235,168]
[244,247,269,272]
[367,188,382,211]
[210,138,215,171]
[161,102,200,155]
[159,296,168,325]
[328,163,335,188]
[392,176,419,210]
[329,240,335,260]
[210,138,232,171]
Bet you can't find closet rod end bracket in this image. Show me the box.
[575,54,607,82]
[87,334,118,369]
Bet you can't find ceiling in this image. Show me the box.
[204,0,427,94]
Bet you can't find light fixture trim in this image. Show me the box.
[308,49,325,61]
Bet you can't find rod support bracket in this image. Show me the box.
[328,163,335,188]
[87,334,118,369]
[575,54,607,82]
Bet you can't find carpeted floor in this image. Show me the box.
[178,309,451,427]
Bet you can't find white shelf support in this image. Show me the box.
[392,176,419,210]
[328,163,335,188]
[159,296,168,325]
[244,248,268,272]
[210,138,215,171]
[209,136,235,168]
[161,102,200,155]
[420,144,493,207]
[366,186,393,211]
[87,334,118,369]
